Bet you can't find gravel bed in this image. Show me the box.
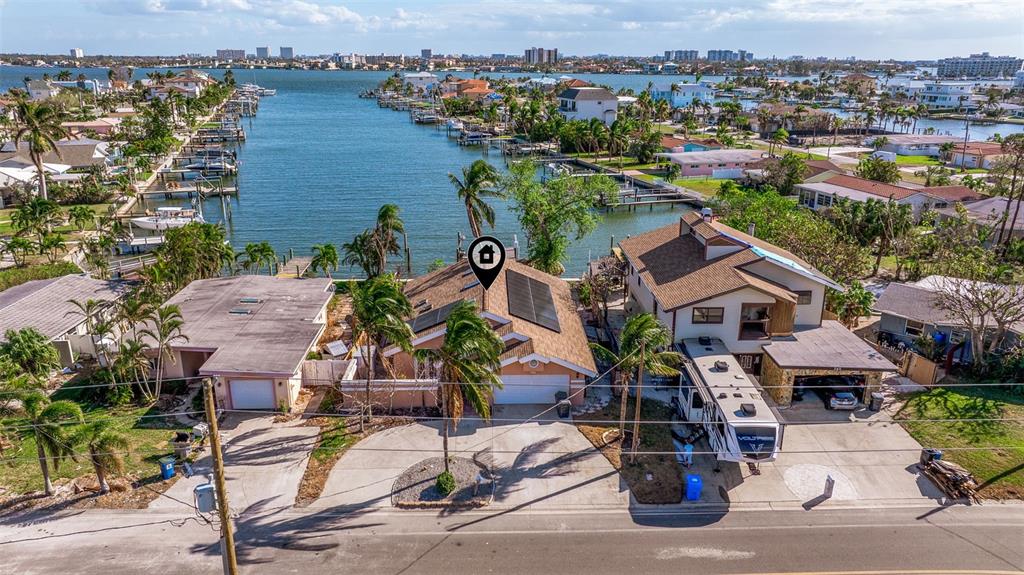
[392,456,493,508]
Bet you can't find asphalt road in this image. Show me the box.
[1,504,1022,574]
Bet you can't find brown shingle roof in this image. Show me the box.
[952,142,1005,157]
[822,174,917,201]
[402,259,596,375]
[921,185,986,203]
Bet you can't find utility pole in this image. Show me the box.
[203,379,239,575]
[630,340,645,464]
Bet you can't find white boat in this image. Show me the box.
[130,207,204,231]
[184,159,236,173]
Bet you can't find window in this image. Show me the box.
[795,290,813,305]
[692,307,724,324]
[905,319,925,337]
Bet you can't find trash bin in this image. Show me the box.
[556,399,572,419]
[554,391,568,402]
[869,392,884,411]
[159,456,176,480]
[685,474,702,501]
[920,448,943,467]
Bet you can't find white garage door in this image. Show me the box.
[712,168,743,179]
[495,375,569,404]
[229,379,275,409]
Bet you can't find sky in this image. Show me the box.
[1,0,1022,60]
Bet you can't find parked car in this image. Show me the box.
[828,391,858,410]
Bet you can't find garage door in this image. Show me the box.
[229,379,275,409]
[494,375,569,404]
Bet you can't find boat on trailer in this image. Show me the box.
[130,206,205,231]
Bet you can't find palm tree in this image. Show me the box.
[68,205,94,231]
[139,305,188,402]
[413,300,503,473]
[115,296,152,341]
[1,327,60,380]
[38,232,66,263]
[19,391,84,495]
[114,338,152,395]
[242,241,276,275]
[72,420,130,494]
[348,274,414,431]
[590,314,681,455]
[448,160,503,237]
[311,243,340,278]
[342,229,382,278]
[374,203,406,274]
[14,100,69,201]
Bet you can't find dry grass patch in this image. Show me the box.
[576,396,683,504]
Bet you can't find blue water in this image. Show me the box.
[4,65,1023,276]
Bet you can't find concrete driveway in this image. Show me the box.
[685,399,944,507]
[152,414,318,514]
[313,405,627,510]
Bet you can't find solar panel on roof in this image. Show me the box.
[409,299,462,332]
[505,270,560,332]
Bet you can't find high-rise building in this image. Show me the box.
[216,49,246,60]
[256,47,269,59]
[70,48,84,59]
[664,51,673,61]
[673,50,699,61]
[279,47,294,59]
[421,48,432,60]
[739,50,754,62]
[937,52,1024,78]
[524,47,558,65]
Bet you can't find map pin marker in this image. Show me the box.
[467,235,506,290]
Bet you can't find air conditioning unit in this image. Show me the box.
[714,360,729,371]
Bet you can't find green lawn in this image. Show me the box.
[670,178,732,197]
[0,203,112,235]
[896,386,1024,500]
[0,382,191,495]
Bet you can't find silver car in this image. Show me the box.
[829,391,858,410]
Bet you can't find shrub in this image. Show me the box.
[0,262,81,291]
[436,470,456,496]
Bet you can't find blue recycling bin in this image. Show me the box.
[685,473,702,501]
[159,456,176,480]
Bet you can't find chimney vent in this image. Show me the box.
[748,222,756,236]
[700,207,713,221]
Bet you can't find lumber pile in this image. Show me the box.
[922,459,981,503]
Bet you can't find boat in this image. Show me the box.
[130,207,204,231]
[184,159,237,173]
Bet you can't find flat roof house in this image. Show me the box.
[145,276,334,411]
[657,149,764,178]
[620,211,896,406]
[0,274,126,368]
[865,134,961,157]
[796,174,985,219]
[383,258,597,407]
[557,87,619,126]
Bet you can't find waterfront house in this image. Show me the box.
[864,134,961,157]
[657,149,764,178]
[61,117,122,138]
[382,258,597,407]
[838,73,877,96]
[751,103,833,136]
[660,135,723,153]
[920,81,976,111]
[142,276,334,411]
[934,195,1024,242]
[557,87,619,125]
[651,82,716,109]
[619,211,895,406]
[0,138,112,172]
[0,275,126,368]
[796,174,984,219]
[24,79,60,101]
[874,275,1022,365]
[743,157,846,185]
[403,71,439,93]
[946,141,1007,169]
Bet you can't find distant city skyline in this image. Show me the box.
[0,0,1021,60]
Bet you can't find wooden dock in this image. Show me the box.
[276,256,313,278]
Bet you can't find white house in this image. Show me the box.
[403,71,438,92]
[24,80,60,101]
[651,82,716,108]
[557,87,619,125]
[920,81,976,110]
[795,174,985,219]
[864,134,961,157]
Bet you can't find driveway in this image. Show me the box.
[685,400,945,507]
[313,405,627,510]
[152,414,318,514]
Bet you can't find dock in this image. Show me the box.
[276,256,313,278]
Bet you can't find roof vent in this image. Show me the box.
[701,207,713,221]
[714,360,729,372]
[698,336,712,346]
[718,393,727,399]
[414,299,428,308]
[238,297,261,304]
[228,307,253,315]
[740,403,757,416]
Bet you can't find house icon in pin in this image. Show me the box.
[478,244,495,264]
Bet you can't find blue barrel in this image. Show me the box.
[159,456,176,480]
[685,474,702,501]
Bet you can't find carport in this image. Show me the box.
[760,321,897,407]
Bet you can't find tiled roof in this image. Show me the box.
[558,87,616,101]
[402,259,596,375]
[0,275,126,342]
[920,185,986,203]
[952,142,1005,156]
[821,174,918,201]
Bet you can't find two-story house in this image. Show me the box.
[651,82,716,109]
[920,81,976,111]
[557,87,618,125]
[620,211,896,406]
